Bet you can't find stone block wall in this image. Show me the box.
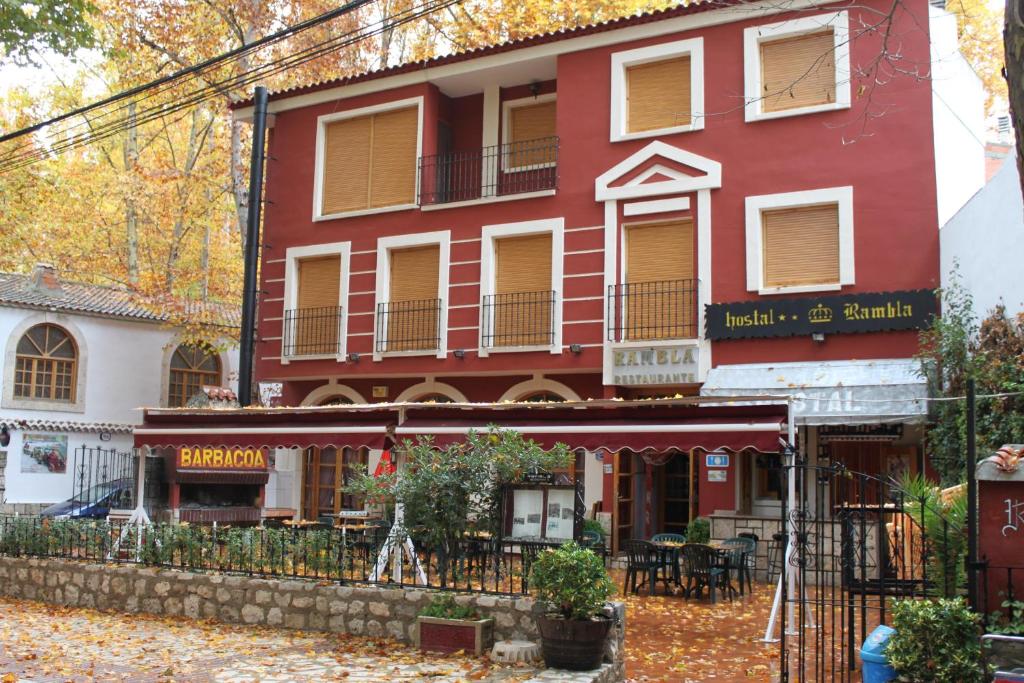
[0,557,625,679]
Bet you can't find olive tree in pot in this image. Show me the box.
[529,542,615,671]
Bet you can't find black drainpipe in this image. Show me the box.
[238,86,269,407]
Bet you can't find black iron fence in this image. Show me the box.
[0,516,556,596]
[375,299,441,352]
[607,278,699,341]
[283,306,343,357]
[71,446,135,512]
[481,290,556,348]
[980,563,1024,631]
[418,136,559,206]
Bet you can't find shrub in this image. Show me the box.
[687,517,710,544]
[582,519,605,538]
[419,593,480,620]
[886,597,984,682]
[528,542,614,621]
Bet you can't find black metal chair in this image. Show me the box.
[681,543,729,603]
[623,539,669,596]
[766,532,787,584]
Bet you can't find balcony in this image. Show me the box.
[375,299,441,352]
[482,290,557,349]
[418,136,559,206]
[607,279,699,341]
[283,306,344,357]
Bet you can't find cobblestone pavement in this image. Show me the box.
[0,597,539,682]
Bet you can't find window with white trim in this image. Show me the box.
[745,187,854,294]
[315,99,421,219]
[610,38,704,141]
[744,12,850,122]
[283,242,351,360]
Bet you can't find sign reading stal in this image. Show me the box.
[177,446,268,471]
[610,344,699,386]
[705,290,938,340]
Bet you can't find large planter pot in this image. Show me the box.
[416,615,494,656]
[536,614,612,671]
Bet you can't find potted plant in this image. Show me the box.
[416,593,494,656]
[529,541,615,671]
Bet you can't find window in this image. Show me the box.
[14,324,77,402]
[744,12,850,122]
[490,233,554,347]
[168,345,221,407]
[301,447,368,519]
[287,255,342,356]
[610,38,704,141]
[386,244,441,351]
[502,95,557,170]
[745,186,854,294]
[316,100,420,218]
[623,220,695,339]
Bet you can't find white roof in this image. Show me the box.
[701,358,927,426]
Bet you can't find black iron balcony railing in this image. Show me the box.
[418,136,559,206]
[283,306,344,356]
[607,279,699,341]
[482,290,556,348]
[375,298,441,352]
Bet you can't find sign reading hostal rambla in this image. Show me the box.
[177,446,268,471]
[610,344,699,386]
[705,290,938,340]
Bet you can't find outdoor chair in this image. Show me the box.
[766,532,787,584]
[738,532,759,586]
[650,533,686,585]
[623,539,670,596]
[721,537,756,595]
[681,543,729,603]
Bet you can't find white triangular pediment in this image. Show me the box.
[595,141,722,202]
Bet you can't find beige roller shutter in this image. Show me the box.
[760,30,836,113]
[508,101,556,168]
[625,220,694,340]
[369,106,419,208]
[626,56,692,133]
[295,256,341,354]
[321,117,372,215]
[388,245,440,351]
[762,204,840,288]
[492,233,553,346]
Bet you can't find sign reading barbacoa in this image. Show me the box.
[177,446,268,471]
[705,290,937,340]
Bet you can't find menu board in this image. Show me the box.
[545,488,575,540]
[510,489,543,537]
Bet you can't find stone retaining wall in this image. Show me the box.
[0,557,625,680]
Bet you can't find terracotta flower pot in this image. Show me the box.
[536,613,611,671]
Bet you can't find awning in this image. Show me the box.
[700,359,928,426]
[394,404,786,453]
[133,406,397,451]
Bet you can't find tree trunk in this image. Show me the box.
[123,102,139,286]
[1007,0,1024,198]
[166,107,209,291]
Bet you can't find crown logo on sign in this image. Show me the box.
[809,304,833,324]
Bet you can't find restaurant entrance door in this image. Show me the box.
[655,451,692,536]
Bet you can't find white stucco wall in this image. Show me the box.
[930,5,987,226]
[0,307,238,505]
[941,154,1024,318]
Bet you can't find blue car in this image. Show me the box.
[40,479,133,519]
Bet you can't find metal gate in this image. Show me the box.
[70,446,136,513]
[776,455,959,681]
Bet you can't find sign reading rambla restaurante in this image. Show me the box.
[705,290,937,340]
[177,446,268,470]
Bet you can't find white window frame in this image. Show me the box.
[610,37,705,142]
[745,186,854,295]
[743,11,851,123]
[312,96,424,221]
[282,241,352,363]
[479,217,564,357]
[500,93,558,173]
[373,230,451,361]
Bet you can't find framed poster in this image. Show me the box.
[22,434,68,474]
[545,488,575,540]
[511,489,543,537]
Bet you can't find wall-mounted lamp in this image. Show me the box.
[347,352,361,362]
[453,349,466,359]
[569,344,583,354]
[811,333,826,343]
[528,81,542,98]
[0,425,9,448]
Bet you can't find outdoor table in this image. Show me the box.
[650,540,686,587]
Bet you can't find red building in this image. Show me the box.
[231,0,971,550]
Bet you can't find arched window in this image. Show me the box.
[168,345,221,407]
[14,324,77,402]
[520,391,567,403]
[319,395,354,406]
[415,393,456,403]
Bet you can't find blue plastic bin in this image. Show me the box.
[860,624,897,683]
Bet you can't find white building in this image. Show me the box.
[0,264,239,513]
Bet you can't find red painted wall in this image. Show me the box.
[256,0,939,401]
[696,452,738,516]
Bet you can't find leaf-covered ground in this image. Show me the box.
[0,597,536,682]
